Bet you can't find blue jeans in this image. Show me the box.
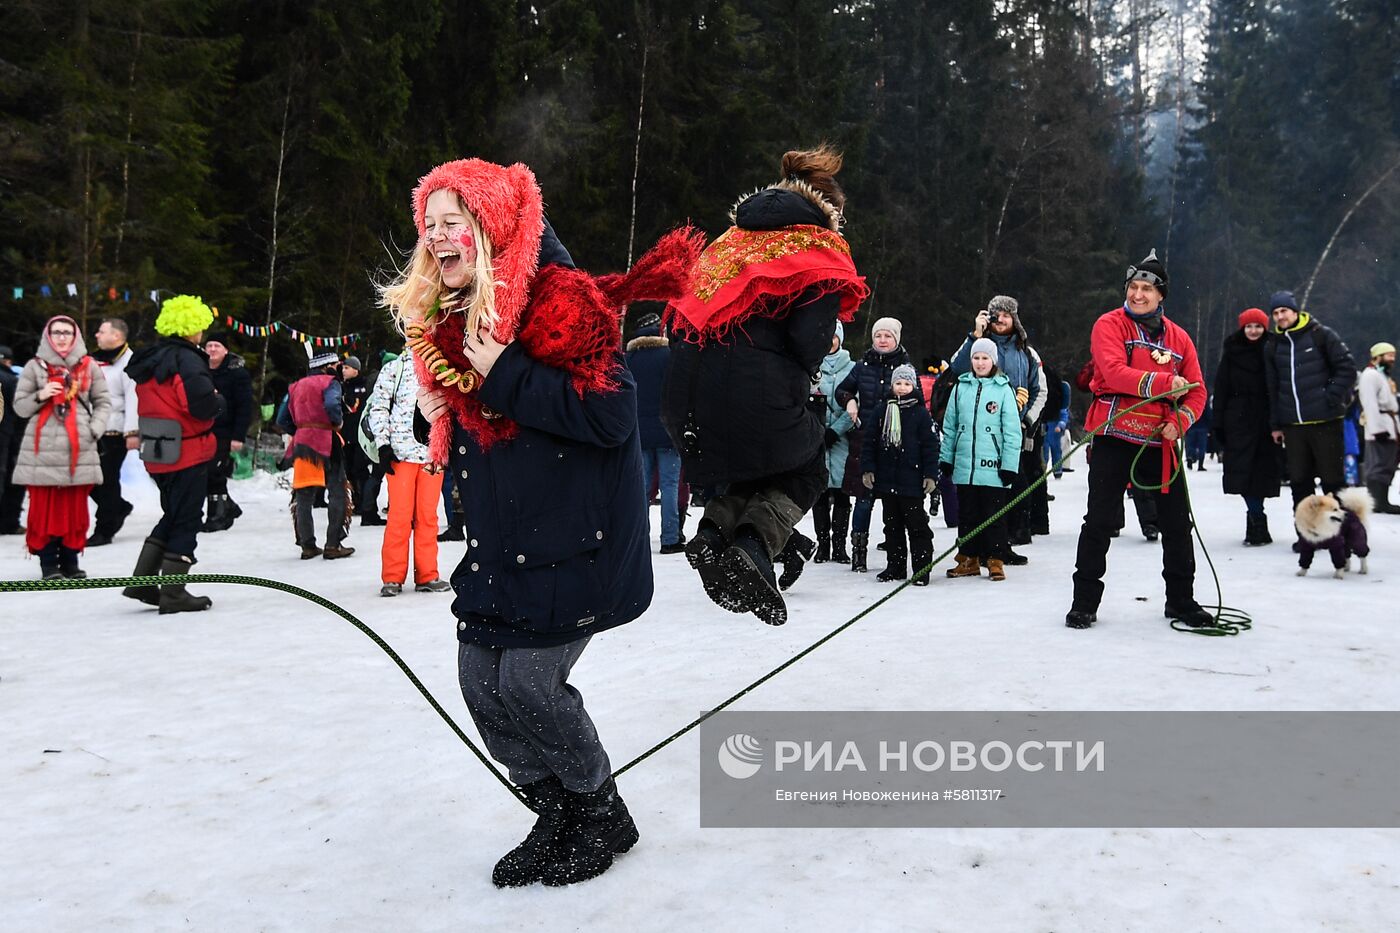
[1243,495,1265,515]
[1044,429,1065,475]
[643,447,682,545]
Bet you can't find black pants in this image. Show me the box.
[880,494,933,559]
[702,447,828,558]
[0,427,24,531]
[90,434,133,537]
[363,461,386,517]
[1024,436,1050,535]
[343,437,369,511]
[956,484,1009,561]
[151,461,210,559]
[1072,435,1195,611]
[206,436,235,497]
[1282,421,1346,508]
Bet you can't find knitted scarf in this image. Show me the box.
[32,358,92,477]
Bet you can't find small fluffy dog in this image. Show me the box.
[1293,488,1372,578]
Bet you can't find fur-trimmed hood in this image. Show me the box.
[626,334,668,352]
[729,177,843,232]
[1295,488,1373,543]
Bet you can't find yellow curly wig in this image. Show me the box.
[155,294,215,337]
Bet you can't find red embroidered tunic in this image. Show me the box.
[1083,306,1207,446]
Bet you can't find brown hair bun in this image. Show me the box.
[780,144,845,212]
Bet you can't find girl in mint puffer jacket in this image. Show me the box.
[939,338,1022,580]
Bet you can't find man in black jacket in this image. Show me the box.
[202,332,254,532]
[338,355,371,520]
[0,344,24,534]
[1262,290,1357,508]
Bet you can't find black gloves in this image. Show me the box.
[824,428,840,449]
[940,461,954,478]
[998,469,1018,488]
[379,444,398,475]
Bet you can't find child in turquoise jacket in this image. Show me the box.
[939,338,1022,580]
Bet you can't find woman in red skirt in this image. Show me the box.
[11,315,112,578]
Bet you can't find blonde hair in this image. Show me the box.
[379,202,497,338]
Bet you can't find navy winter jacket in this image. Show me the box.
[864,395,939,497]
[447,344,653,649]
[624,325,673,450]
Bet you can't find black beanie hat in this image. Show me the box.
[1126,249,1168,299]
[203,330,233,349]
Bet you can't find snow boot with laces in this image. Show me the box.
[946,554,980,578]
[720,531,788,625]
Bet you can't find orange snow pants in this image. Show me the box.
[381,461,444,584]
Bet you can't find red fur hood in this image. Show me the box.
[413,159,544,340]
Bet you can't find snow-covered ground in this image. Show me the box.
[2,451,1398,931]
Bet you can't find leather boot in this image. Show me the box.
[946,554,980,578]
[986,557,1006,581]
[158,553,213,614]
[493,777,568,888]
[541,776,639,887]
[831,507,851,563]
[811,498,831,564]
[123,537,167,605]
[849,532,869,573]
[776,530,815,591]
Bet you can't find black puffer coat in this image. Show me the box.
[863,395,939,497]
[835,345,911,495]
[661,190,841,486]
[1263,313,1356,428]
[209,352,254,443]
[1213,330,1280,499]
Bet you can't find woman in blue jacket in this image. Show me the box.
[939,339,1023,581]
[812,322,857,563]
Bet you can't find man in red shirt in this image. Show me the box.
[1066,251,1210,630]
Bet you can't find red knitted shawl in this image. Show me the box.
[665,225,868,339]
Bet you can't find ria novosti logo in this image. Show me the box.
[717,733,764,779]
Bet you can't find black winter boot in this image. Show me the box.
[123,536,167,605]
[876,535,908,582]
[37,539,62,580]
[811,496,831,564]
[493,776,569,888]
[158,554,213,614]
[776,530,816,591]
[909,544,933,587]
[203,495,234,533]
[1243,512,1270,546]
[720,531,788,625]
[541,776,639,887]
[58,546,86,579]
[849,532,869,573]
[1368,481,1400,515]
[831,499,851,564]
[1065,608,1096,629]
[686,523,746,614]
[1256,512,1272,544]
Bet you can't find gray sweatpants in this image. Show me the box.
[457,637,611,793]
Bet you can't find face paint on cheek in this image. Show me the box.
[449,228,477,263]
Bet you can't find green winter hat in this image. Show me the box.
[156,294,215,337]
